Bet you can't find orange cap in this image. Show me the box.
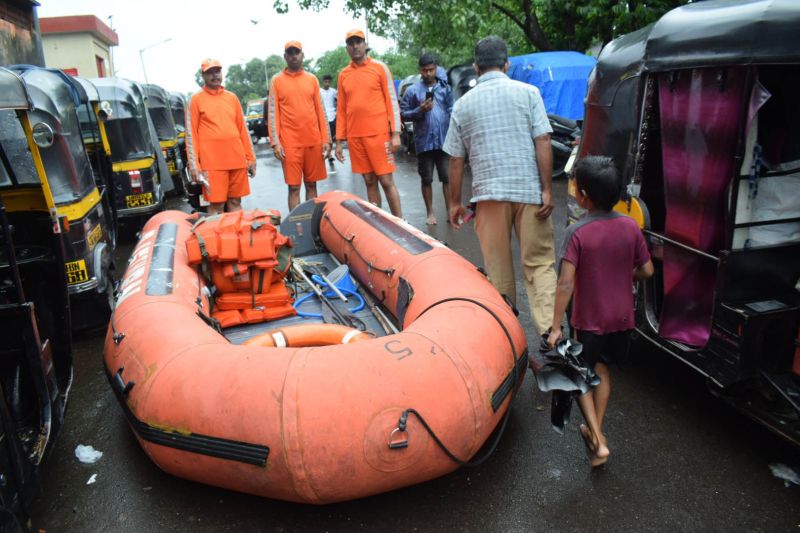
[345,29,366,42]
[284,40,303,51]
[201,58,222,72]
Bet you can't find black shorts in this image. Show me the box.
[328,120,336,142]
[575,329,631,369]
[417,149,449,185]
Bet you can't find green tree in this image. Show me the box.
[194,55,286,109]
[277,0,687,62]
[311,45,417,85]
[374,48,417,79]
[313,46,351,86]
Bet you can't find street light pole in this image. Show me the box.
[139,37,172,85]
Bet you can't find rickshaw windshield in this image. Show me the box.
[171,108,185,131]
[19,71,96,204]
[246,102,263,115]
[149,107,176,141]
[104,99,152,162]
[29,106,95,204]
[0,110,39,188]
[76,104,100,143]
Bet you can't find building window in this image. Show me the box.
[96,55,105,77]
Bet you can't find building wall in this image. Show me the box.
[42,33,113,77]
[0,3,44,66]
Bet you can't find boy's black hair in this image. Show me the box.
[574,155,622,211]
[322,74,332,81]
[418,53,437,67]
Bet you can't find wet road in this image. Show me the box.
[31,144,800,531]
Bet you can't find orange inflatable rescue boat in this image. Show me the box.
[104,190,528,503]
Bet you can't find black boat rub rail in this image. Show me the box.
[105,368,270,467]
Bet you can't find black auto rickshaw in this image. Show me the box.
[169,91,188,174]
[245,97,268,145]
[89,77,173,226]
[169,91,204,210]
[0,66,73,526]
[7,65,116,330]
[71,75,119,244]
[144,83,184,195]
[570,0,800,444]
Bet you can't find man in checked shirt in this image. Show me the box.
[444,35,557,336]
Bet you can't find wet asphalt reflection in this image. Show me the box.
[30,143,800,531]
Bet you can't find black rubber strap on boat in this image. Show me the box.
[340,199,433,256]
[324,212,394,277]
[105,369,269,466]
[393,296,523,467]
[146,223,178,296]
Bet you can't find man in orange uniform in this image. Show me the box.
[334,29,403,218]
[187,58,256,215]
[269,41,330,211]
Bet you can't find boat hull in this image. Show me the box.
[104,191,527,503]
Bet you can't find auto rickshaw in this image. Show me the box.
[7,65,116,330]
[169,91,188,172]
[89,77,173,225]
[0,66,73,526]
[71,75,119,244]
[169,91,205,210]
[144,83,184,195]
[245,97,268,145]
[569,0,800,444]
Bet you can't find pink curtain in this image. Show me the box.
[657,68,747,346]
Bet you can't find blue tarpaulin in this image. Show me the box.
[508,51,596,120]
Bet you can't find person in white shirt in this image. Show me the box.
[320,74,338,169]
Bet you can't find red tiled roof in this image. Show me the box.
[39,15,119,46]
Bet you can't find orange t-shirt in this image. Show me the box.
[268,69,329,149]
[187,85,255,171]
[336,57,400,140]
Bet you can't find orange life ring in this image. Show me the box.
[243,323,370,348]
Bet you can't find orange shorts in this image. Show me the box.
[204,168,250,203]
[281,145,327,186]
[348,134,396,175]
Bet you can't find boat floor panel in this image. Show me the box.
[223,252,394,345]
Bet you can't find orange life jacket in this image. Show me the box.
[185,209,297,327]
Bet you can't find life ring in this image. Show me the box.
[242,323,371,348]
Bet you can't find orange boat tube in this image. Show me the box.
[104,190,528,503]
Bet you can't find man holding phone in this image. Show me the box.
[400,53,454,225]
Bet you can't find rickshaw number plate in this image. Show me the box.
[87,224,103,249]
[126,192,154,208]
[66,259,89,285]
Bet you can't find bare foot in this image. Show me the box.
[580,424,610,467]
[425,215,437,225]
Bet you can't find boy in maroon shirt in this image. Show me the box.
[548,156,654,467]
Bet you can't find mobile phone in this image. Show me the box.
[425,89,433,101]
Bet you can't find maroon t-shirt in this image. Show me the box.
[561,213,650,334]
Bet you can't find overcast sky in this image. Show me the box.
[37,0,393,94]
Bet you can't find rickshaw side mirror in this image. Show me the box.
[31,122,55,148]
[99,101,113,120]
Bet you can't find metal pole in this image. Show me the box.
[139,49,149,84]
[139,38,172,85]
